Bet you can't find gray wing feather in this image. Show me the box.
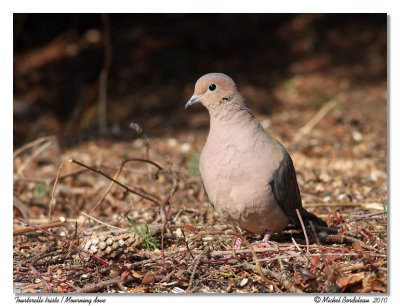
[270,148,327,227]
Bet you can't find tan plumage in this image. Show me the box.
[186,73,327,236]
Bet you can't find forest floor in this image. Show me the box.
[13,14,387,294]
[13,73,387,293]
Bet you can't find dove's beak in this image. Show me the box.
[185,95,202,109]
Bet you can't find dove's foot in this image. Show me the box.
[233,232,272,251]
[250,232,272,249]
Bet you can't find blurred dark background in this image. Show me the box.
[13,13,387,148]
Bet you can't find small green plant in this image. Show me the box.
[283,78,296,94]
[187,150,201,176]
[129,223,161,250]
[33,182,50,200]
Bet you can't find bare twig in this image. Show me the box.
[294,99,338,141]
[30,250,68,266]
[16,139,53,175]
[81,164,125,227]
[187,244,210,292]
[69,159,161,205]
[13,135,56,159]
[13,220,66,236]
[74,279,119,293]
[188,229,230,241]
[161,173,179,269]
[291,237,308,263]
[255,252,374,263]
[340,235,380,252]
[121,158,162,173]
[80,212,125,231]
[309,221,336,290]
[296,209,310,257]
[77,158,163,226]
[337,261,387,272]
[349,211,387,221]
[130,123,150,160]
[48,161,64,221]
[19,217,81,225]
[211,246,290,257]
[13,196,29,219]
[181,228,195,260]
[230,231,270,285]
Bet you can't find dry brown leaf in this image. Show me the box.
[142,273,155,285]
[131,270,145,279]
[336,272,364,291]
[184,224,196,232]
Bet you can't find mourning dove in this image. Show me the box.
[185,73,327,244]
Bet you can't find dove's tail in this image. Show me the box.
[298,207,328,227]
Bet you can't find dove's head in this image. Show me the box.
[185,73,243,111]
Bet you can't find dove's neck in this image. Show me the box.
[207,100,272,145]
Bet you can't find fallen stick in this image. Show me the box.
[294,99,338,141]
[13,221,66,236]
[211,246,287,257]
[74,279,120,293]
[13,135,56,159]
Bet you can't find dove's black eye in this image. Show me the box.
[208,84,217,91]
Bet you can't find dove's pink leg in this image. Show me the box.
[250,232,272,249]
[234,238,242,250]
[233,231,271,251]
[261,231,272,246]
